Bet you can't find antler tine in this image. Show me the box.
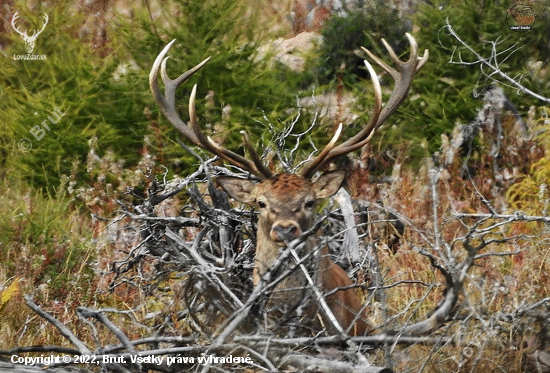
[150,40,272,179]
[301,59,382,178]
[150,39,208,146]
[187,85,272,178]
[11,12,26,37]
[372,33,429,127]
[36,13,48,36]
[241,131,274,178]
[310,123,343,167]
[301,33,428,178]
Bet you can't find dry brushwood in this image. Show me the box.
[5,30,550,373]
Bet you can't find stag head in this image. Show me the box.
[149,33,428,269]
[149,34,428,335]
[216,170,346,244]
[11,11,49,54]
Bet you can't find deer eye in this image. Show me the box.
[257,200,266,209]
[304,200,315,209]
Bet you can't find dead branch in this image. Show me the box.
[444,19,550,104]
[24,295,91,355]
[278,353,393,373]
[76,308,141,371]
[11,101,550,373]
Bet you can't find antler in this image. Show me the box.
[150,39,273,179]
[11,12,27,38]
[11,12,48,39]
[300,33,429,179]
[33,13,48,38]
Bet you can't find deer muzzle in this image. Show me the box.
[271,220,302,244]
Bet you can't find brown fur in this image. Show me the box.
[216,171,371,335]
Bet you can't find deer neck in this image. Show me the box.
[253,222,323,286]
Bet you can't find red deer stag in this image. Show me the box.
[150,34,428,336]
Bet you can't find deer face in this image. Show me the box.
[216,170,346,246]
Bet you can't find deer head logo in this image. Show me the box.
[11,11,49,54]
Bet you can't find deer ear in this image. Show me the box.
[215,176,257,203]
[312,170,346,199]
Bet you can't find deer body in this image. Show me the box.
[149,33,427,336]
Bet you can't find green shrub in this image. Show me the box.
[317,0,411,85]
[112,0,302,174]
[1,0,300,191]
[355,0,550,163]
[0,2,151,190]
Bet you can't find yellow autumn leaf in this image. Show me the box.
[0,278,21,313]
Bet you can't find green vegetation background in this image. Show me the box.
[0,0,548,329]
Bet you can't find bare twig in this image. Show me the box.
[24,295,92,355]
[444,19,550,104]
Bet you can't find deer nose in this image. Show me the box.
[271,220,302,243]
